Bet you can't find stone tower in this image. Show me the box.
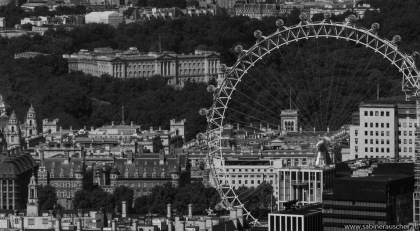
[5,111,21,149]
[170,119,186,139]
[27,173,39,216]
[280,109,299,132]
[24,105,38,137]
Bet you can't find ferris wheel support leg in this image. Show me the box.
[414,93,420,223]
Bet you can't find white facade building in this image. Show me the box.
[85,11,123,27]
[347,96,415,161]
[210,157,335,210]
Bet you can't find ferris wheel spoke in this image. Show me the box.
[265,51,321,129]
[328,41,358,129]
[296,41,324,130]
[228,98,281,123]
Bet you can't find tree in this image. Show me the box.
[113,186,134,213]
[152,135,164,153]
[38,185,59,210]
[20,23,32,31]
[133,195,149,214]
[73,190,92,209]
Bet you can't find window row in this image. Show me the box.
[361,147,390,153]
[398,131,413,136]
[357,139,390,145]
[398,139,413,144]
[364,131,390,136]
[363,110,390,117]
[227,169,273,172]
[364,122,390,128]
[398,147,413,153]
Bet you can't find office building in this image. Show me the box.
[268,203,322,231]
[348,96,416,161]
[323,175,414,230]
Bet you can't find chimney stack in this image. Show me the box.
[300,127,302,134]
[77,209,83,217]
[236,123,239,130]
[167,204,172,218]
[20,217,24,231]
[132,219,138,231]
[180,221,186,231]
[327,126,330,133]
[168,220,173,231]
[111,219,116,231]
[229,207,238,228]
[40,150,44,161]
[236,207,244,228]
[159,126,161,130]
[55,218,61,231]
[90,126,94,131]
[70,126,73,131]
[188,204,193,219]
[150,127,153,132]
[122,201,127,218]
[313,127,316,133]
[131,121,133,127]
[76,219,81,231]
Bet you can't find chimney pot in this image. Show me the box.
[188,204,193,219]
[167,204,172,218]
[122,201,127,218]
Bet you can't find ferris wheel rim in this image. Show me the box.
[205,19,420,226]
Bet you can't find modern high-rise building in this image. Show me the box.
[268,203,323,231]
[348,96,416,161]
[323,175,414,230]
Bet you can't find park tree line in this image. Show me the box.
[0,0,417,139]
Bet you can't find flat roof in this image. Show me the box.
[271,203,321,216]
[336,174,411,183]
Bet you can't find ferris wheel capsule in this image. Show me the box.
[219,63,228,72]
[324,12,332,20]
[254,30,262,39]
[371,22,380,32]
[234,45,244,54]
[275,19,284,28]
[299,13,308,22]
[196,133,204,140]
[347,14,357,24]
[392,35,401,45]
[199,108,209,116]
[207,85,216,92]
[412,51,419,60]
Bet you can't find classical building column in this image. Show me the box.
[12,179,15,209]
[0,180,2,209]
[6,179,9,209]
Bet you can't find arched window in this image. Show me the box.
[11,126,14,133]
[29,120,33,126]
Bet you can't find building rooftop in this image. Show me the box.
[337,174,411,183]
[272,203,322,216]
[361,95,414,105]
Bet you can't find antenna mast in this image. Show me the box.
[121,104,125,125]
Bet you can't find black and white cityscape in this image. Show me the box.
[0,0,418,230]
